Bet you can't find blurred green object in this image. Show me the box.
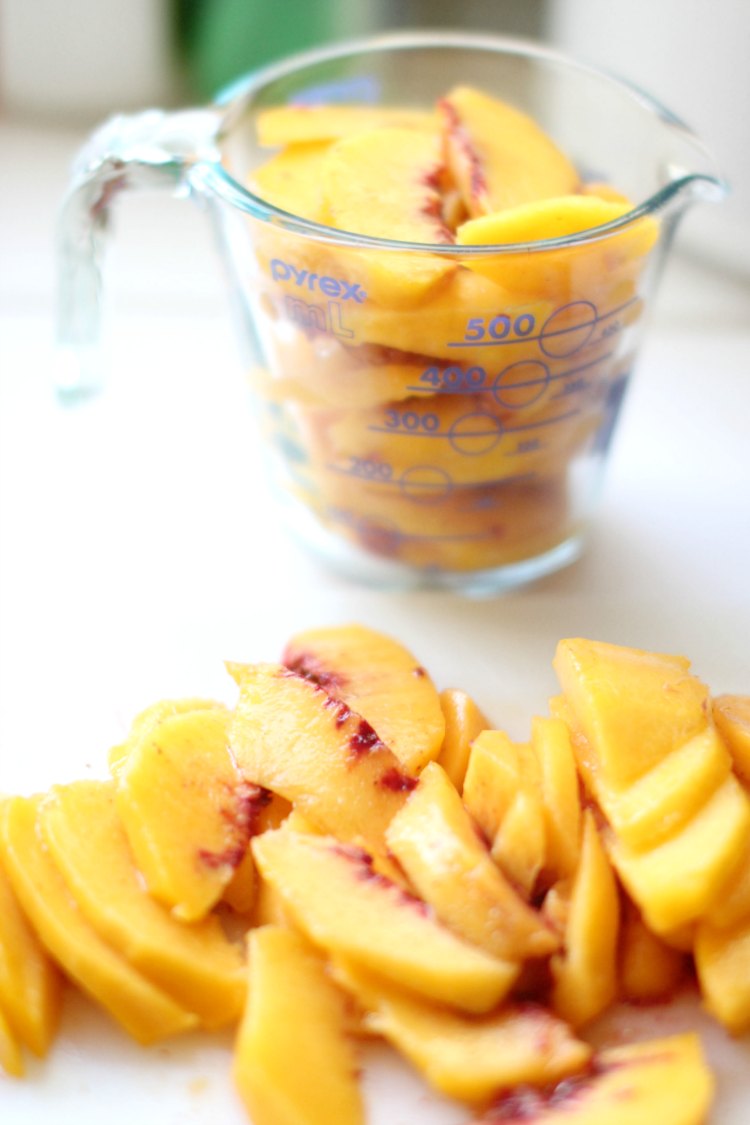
[175,0,361,99]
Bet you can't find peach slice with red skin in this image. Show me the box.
[439,86,579,217]
[281,623,445,775]
[320,126,455,303]
[476,1033,713,1125]
[228,662,415,855]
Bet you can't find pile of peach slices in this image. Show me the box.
[2,624,750,1124]
[245,88,659,573]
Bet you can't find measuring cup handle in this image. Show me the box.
[55,107,221,400]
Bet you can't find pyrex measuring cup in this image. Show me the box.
[56,32,726,594]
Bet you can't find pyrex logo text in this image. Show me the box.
[270,259,367,303]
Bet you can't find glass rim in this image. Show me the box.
[195,28,726,255]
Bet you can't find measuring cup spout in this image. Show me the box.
[55,107,222,402]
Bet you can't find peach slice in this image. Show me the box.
[479,1033,713,1125]
[228,663,414,855]
[252,829,517,1013]
[619,901,686,1003]
[385,761,557,961]
[436,687,490,790]
[39,780,246,1030]
[256,104,437,147]
[456,196,659,304]
[249,141,332,223]
[531,717,581,880]
[281,623,445,775]
[0,1005,23,1077]
[108,697,229,774]
[0,796,198,1045]
[607,773,750,933]
[713,693,750,783]
[334,956,590,1103]
[115,707,255,922]
[550,811,619,1028]
[695,914,750,1034]
[320,127,455,303]
[0,847,62,1059]
[233,925,364,1125]
[439,86,579,216]
[553,638,711,787]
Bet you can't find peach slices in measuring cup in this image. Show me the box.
[246,86,658,581]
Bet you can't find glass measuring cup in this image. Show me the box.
[56,32,727,594]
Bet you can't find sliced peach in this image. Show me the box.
[0,847,62,1058]
[0,1005,23,1078]
[0,796,198,1045]
[550,811,619,1028]
[437,688,490,790]
[252,829,516,1013]
[39,780,246,1030]
[531,716,581,880]
[619,901,687,1003]
[233,925,364,1125]
[491,787,547,897]
[282,623,444,775]
[713,693,750,783]
[481,1033,713,1125]
[320,127,454,303]
[553,638,711,788]
[457,195,659,304]
[588,725,731,852]
[249,141,332,223]
[335,957,590,1103]
[463,729,527,842]
[385,761,557,960]
[108,697,228,774]
[608,773,750,934]
[439,86,579,216]
[115,707,254,922]
[695,914,750,1034]
[257,103,437,147]
[228,663,413,855]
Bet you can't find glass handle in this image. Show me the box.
[55,107,222,401]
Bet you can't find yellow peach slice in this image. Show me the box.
[553,638,711,787]
[233,925,364,1125]
[619,902,687,1003]
[550,811,619,1027]
[320,127,455,302]
[588,726,732,852]
[39,780,246,1030]
[531,716,581,880]
[256,104,437,147]
[607,773,750,933]
[436,687,490,790]
[335,956,590,1103]
[695,915,750,1034]
[249,141,332,223]
[0,1003,24,1077]
[252,829,517,1013]
[0,796,198,1045]
[385,761,557,960]
[713,693,750,783]
[457,196,659,305]
[0,849,61,1058]
[491,787,547,897]
[439,86,579,216]
[481,1033,713,1125]
[228,663,414,855]
[108,697,228,774]
[115,708,253,922]
[281,623,445,775]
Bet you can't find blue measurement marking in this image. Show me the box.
[369,410,579,439]
[404,352,614,397]
[445,298,637,349]
[324,463,537,489]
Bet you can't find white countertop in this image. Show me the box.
[1,118,750,1122]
